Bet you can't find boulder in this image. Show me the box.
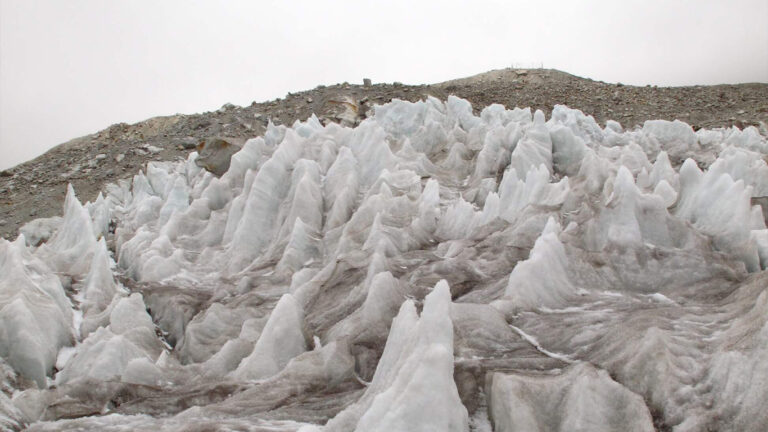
[195,138,241,176]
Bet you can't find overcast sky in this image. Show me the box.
[1,0,766,170]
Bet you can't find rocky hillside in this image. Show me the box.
[1,68,766,239]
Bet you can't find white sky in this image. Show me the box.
[1,0,766,170]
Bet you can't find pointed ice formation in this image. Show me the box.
[325,271,404,345]
[35,185,98,275]
[676,158,762,270]
[226,130,305,272]
[232,294,307,381]
[508,110,553,177]
[502,217,575,311]
[497,164,569,223]
[0,237,73,388]
[80,238,119,317]
[324,280,468,432]
[56,293,162,385]
[86,192,112,239]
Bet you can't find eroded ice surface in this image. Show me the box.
[2,97,768,431]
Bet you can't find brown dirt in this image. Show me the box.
[1,68,766,240]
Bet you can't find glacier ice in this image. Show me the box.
[487,362,655,432]
[322,280,468,432]
[232,293,308,381]
[0,237,73,388]
[18,217,62,248]
[1,97,768,431]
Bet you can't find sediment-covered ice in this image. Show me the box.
[487,362,654,432]
[2,96,768,431]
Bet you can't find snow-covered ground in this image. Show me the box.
[1,96,767,431]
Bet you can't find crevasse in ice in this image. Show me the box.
[1,97,767,431]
